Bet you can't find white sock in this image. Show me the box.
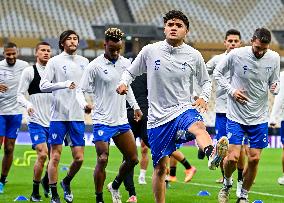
[240,188,248,199]
[224,176,233,186]
[140,169,146,177]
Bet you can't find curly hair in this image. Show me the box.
[163,10,189,29]
[105,28,124,42]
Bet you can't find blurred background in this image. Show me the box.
[1,0,284,131]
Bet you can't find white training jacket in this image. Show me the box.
[17,63,53,127]
[76,55,140,126]
[120,40,212,128]
[0,59,29,115]
[214,46,280,125]
[206,52,228,114]
[270,71,284,124]
[40,52,89,121]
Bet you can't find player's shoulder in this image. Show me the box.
[119,56,131,64]
[87,55,105,70]
[267,49,280,59]
[211,52,227,61]
[76,54,89,63]
[16,59,29,67]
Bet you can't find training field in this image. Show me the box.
[0,146,284,203]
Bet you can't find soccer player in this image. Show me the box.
[17,42,52,201]
[40,30,89,203]
[270,70,284,185]
[206,29,246,195]
[123,73,149,203]
[0,42,29,193]
[168,149,196,183]
[117,10,229,203]
[214,28,280,203]
[76,28,142,203]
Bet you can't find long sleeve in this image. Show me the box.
[268,54,281,95]
[206,57,216,75]
[120,46,148,86]
[213,53,236,97]
[40,60,70,92]
[126,86,140,110]
[76,65,94,109]
[270,71,284,124]
[17,67,33,109]
[196,53,212,102]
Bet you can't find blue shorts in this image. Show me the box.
[226,119,268,149]
[49,121,85,146]
[28,122,49,150]
[93,123,131,143]
[215,113,227,140]
[148,109,203,167]
[281,121,284,144]
[0,114,22,139]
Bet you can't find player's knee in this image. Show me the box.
[74,155,84,165]
[51,153,61,164]
[248,154,260,165]
[38,151,48,163]
[226,153,239,164]
[98,153,108,166]
[4,145,14,155]
[192,121,206,131]
[155,164,167,177]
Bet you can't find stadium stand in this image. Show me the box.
[126,0,284,43]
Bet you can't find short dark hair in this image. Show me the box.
[105,28,124,42]
[163,10,189,29]
[4,42,17,49]
[252,28,271,44]
[35,41,51,51]
[225,29,241,40]
[59,30,79,51]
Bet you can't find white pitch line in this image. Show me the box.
[65,163,284,199]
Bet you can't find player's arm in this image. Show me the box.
[126,85,142,122]
[268,55,281,95]
[117,46,148,95]
[192,53,212,113]
[76,65,94,114]
[40,60,75,92]
[17,67,34,116]
[214,53,248,104]
[270,71,284,126]
[206,57,217,76]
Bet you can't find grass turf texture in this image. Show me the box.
[0,145,284,202]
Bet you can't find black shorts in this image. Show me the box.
[127,108,149,148]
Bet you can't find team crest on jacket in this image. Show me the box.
[154,60,161,70]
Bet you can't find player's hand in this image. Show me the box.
[270,82,278,94]
[27,108,35,116]
[192,98,208,113]
[134,109,143,122]
[84,104,93,114]
[270,123,277,128]
[0,84,8,92]
[69,82,76,89]
[233,89,248,105]
[116,84,128,95]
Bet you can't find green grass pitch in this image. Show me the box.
[0,145,284,202]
